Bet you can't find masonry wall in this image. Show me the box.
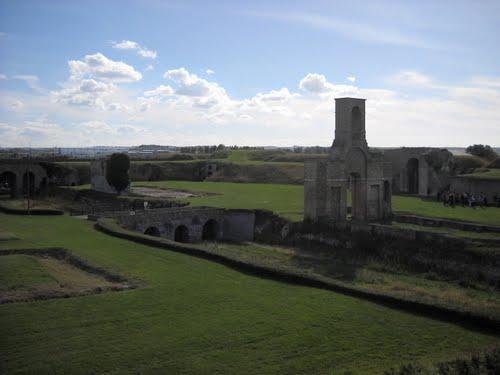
[105,207,255,243]
[450,176,500,203]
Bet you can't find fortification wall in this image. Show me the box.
[450,176,500,203]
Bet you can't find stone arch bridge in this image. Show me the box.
[102,206,256,243]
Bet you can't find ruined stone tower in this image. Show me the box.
[304,98,392,223]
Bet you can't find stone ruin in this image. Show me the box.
[91,159,130,195]
[304,98,392,224]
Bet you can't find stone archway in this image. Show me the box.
[144,226,160,237]
[349,172,365,221]
[202,219,218,241]
[346,147,367,221]
[174,225,189,243]
[406,158,419,194]
[0,171,17,197]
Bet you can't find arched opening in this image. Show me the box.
[144,226,160,237]
[202,219,218,241]
[174,225,189,243]
[351,106,363,141]
[384,180,391,203]
[22,172,35,196]
[0,171,17,197]
[349,172,365,221]
[406,158,419,194]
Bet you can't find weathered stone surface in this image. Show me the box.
[101,206,255,243]
[91,159,130,195]
[304,98,392,223]
[0,161,49,197]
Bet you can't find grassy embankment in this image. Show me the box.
[0,214,499,374]
[133,180,500,226]
[460,169,500,180]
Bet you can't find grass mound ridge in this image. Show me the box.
[95,218,500,335]
[0,202,64,216]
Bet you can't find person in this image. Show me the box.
[470,194,476,209]
[482,194,488,208]
[143,201,149,210]
[442,191,448,206]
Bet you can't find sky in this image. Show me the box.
[0,0,499,148]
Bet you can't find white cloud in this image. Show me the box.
[347,76,356,83]
[82,120,113,133]
[9,99,24,110]
[389,71,435,87]
[52,79,114,108]
[469,76,500,89]
[69,52,142,83]
[145,64,154,72]
[164,67,230,108]
[0,74,7,80]
[112,40,157,59]
[143,85,174,98]
[12,75,42,91]
[299,73,333,93]
[206,69,215,75]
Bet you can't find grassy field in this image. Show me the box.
[132,180,500,225]
[0,254,57,292]
[134,180,304,221]
[0,214,498,374]
[460,168,500,180]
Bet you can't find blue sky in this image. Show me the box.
[0,0,499,147]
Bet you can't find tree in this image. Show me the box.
[465,144,498,161]
[106,153,130,194]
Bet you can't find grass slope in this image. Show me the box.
[133,180,500,225]
[0,214,498,374]
[460,169,500,180]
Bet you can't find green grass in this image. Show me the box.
[133,180,305,221]
[0,214,498,374]
[132,180,500,225]
[393,196,500,226]
[0,254,58,292]
[460,169,500,180]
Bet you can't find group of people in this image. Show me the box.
[438,190,491,208]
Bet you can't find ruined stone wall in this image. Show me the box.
[91,160,130,195]
[450,176,500,203]
[0,162,49,197]
[104,206,255,243]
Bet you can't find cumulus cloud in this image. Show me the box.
[299,73,334,93]
[51,53,141,110]
[143,85,174,98]
[164,67,230,108]
[69,52,142,83]
[206,69,215,75]
[347,76,356,83]
[0,74,7,80]
[112,40,157,59]
[52,79,114,108]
